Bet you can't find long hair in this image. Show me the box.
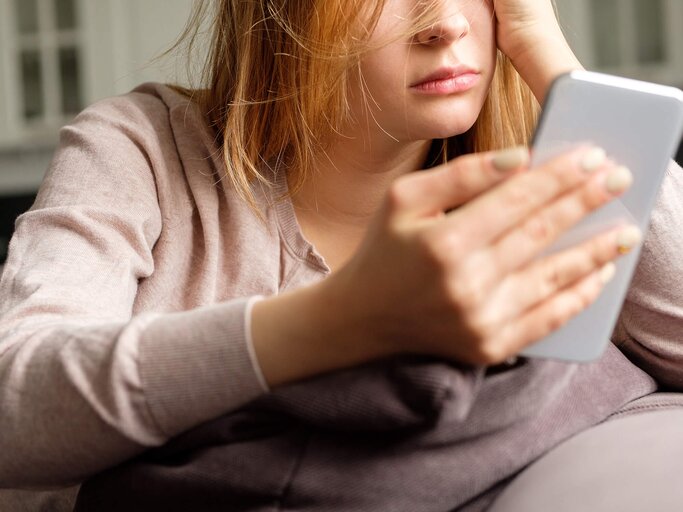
[169,0,539,214]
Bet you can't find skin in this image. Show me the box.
[493,0,583,102]
[252,0,637,387]
[349,0,497,141]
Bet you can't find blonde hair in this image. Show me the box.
[170,0,539,214]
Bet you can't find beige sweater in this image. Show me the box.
[0,83,682,506]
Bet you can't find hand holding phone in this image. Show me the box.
[521,71,683,361]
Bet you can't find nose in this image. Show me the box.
[414,11,470,46]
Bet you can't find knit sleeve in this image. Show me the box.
[0,93,268,488]
[612,160,683,390]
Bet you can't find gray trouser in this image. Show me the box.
[489,399,683,512]
[3,397,682,511]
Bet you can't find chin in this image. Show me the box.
[404,107,480,140]
[409,119,478,140]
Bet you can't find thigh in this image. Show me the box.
[0,486,79,512]
[488,408,683,512]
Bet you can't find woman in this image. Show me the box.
[1,0,682,510]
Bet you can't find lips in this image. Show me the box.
[410,65,481,94]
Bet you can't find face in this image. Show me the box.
[347,0,497,142]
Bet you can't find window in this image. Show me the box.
[12,0,83,130]
[590,0,666,68]
[573,0,683,87]
[0,0,193,192]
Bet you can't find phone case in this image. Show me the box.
[520,70,683,362]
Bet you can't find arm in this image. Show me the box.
[0,95,637,488]
[252,146,635,385]
[612,161,683,390]
[0,96,267,487]
[494,0,583,103]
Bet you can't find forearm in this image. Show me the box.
[494,0,584,104]
[509,33,583,104]
[0,300,267,487]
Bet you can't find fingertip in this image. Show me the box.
[581,146,608,173]
[491,146,530,173]
[615,225,642,254]
[598,262,616,285]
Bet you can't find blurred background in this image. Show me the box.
[0,0,682,265]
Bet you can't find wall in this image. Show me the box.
[80,0,194,101]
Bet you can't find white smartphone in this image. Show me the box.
[520,70,683,362]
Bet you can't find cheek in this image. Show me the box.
[469,15,498,76]
[359,46,411,96]
[465,1,497,48]
[347,53,408,128]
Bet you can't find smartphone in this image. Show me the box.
[520,70,683,362]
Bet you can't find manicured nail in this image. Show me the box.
[616,225,642,254]
[605,166,633,195]
[581,147,607,173]
[492,146,529,172]
[599,262,616,284]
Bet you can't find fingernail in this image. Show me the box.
[581,147,607,173]
[599,262,616,284]
[616,225,642,254]
[605,166,633,195]
[492,146,529,172]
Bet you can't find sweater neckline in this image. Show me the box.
[271,170,331,275]
[157,83,331,275]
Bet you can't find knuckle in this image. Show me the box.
[420,228,463,267]
[564,242,604,282]
[567,292,587,316]
[597,229,619,262]
[579,182,606,212]
[541,262,564,293]
[447,274,488,311]
[468,313,498,345]
[463,252,497,288]
[500,183,530,211]
[586,242,606,270]
[547,155,581,188]
[550,293,585,331]
[386,179,410,213]
[546,306,569,333]
[522,214,555,244]
[437,229,464,257]
[570,292,589,315]
[449,152,476,175]
[474,338,508,365]
[442,158,466,186]
[579,277,602,306]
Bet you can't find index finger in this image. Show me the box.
[444,145,610,248]
[391,146,529,221]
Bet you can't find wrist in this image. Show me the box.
[250,274,393,388]
[505,30,583,104]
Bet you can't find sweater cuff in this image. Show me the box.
[137,297,269,438]
[244,295,269,392]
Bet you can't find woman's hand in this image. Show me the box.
[493,0,583,102]
[329,145,637,366]
[252,146,639,387]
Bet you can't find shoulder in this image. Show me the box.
[50,82,214,180]
[38,84,203,208]
[67,82,198,143]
